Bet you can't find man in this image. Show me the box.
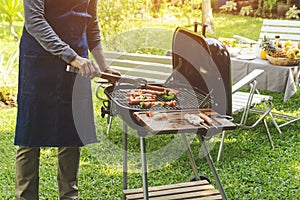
[15,0,120,199]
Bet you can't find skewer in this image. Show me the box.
[198,111,219,129]
[200,123,209,130]
[210,123,218,129]
[199,89,213,107]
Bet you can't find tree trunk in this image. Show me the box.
[202,0,214,33]
[254,0,264,17]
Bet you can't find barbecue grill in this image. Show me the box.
[103,82,217,134]
[98,26,235,200]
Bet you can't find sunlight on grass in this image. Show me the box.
[1,12,299,199]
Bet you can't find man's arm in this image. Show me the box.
[87,0,121,76]
[24,0,100,77]
[23,0,77,63]
[90,45,120,76]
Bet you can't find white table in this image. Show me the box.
[231,57,299,102]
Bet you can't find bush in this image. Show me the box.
[0,47,18,106]
[240,6,254,16]
[97,0,142,48]
[220,1,237,13]
[0,0,23,40]
[285,5,300,19]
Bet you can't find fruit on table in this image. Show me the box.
[270,48,287,58]
[260,35,276,56]
[260,49,268,60]
[293,48,300,54]
[286,49,295,59]
[298,41,300,49]
[284,40,294,48]
[284,45,292,52]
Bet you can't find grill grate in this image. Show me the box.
[108,87,212,111]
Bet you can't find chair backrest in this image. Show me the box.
[258,19,300,44]
[233,19,300,45]
[103,51,173,83]
[232,69,264,93]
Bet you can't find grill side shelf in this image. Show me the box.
[133,108,236,135]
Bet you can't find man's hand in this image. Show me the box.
[103,67,121,84]
[104,67,121,76]
[70,56,101,78]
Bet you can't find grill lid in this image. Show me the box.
[171,27,232,116]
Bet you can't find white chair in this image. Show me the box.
[233,19,300,129]
[217,69,277,162]
[233,19,300,45]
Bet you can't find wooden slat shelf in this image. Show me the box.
[123,180,222,200]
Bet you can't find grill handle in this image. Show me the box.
[66,64,122,80]
[194,21,207,37]
[66,65,147,86]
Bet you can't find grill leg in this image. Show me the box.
[217,131,226,162]
[107,116,113,135]
[197,133,228,200]
[139,134,149,200]
[122,123,128,200]
[181,134,200,180]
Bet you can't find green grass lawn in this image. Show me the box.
[1,88,299,199]
[1,13,299,199]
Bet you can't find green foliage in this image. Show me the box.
[259,35,276,53]
[220,1,237,13]
[0,47,18,102]
[239,6,254,16]
[206,13,262,41]
[174,0,202,25]
[285,5,300,19]
[97,0,203,52]
[104,27,173,54]
[97,0,142,47]
[263,0,278,13]
[0,10,299,199]
[0,0,23,40]
[0,0,23,22]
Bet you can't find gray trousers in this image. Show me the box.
[15,146,80,200]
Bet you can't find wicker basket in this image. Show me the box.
[267,55,300,66]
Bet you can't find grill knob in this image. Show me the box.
[101,106,110,118]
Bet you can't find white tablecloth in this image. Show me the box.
[231,57,299,102]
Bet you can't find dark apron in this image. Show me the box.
[15,0,98,147]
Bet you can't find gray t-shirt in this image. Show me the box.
[23,0,101,63]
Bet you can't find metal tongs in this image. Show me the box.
[66,65,147,87]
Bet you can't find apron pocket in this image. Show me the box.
[21,54,60,98]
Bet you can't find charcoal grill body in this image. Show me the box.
[101,27,235,200]
[104,82,218,136]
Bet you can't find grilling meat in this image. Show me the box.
[144,85,179,95]
[139,100,177,109]
[162,91,176,101]
[127,94,157,105]
[127,86,178,106]
[151,112,169,120]
[198,112,213,125]
[130,89,164,95]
